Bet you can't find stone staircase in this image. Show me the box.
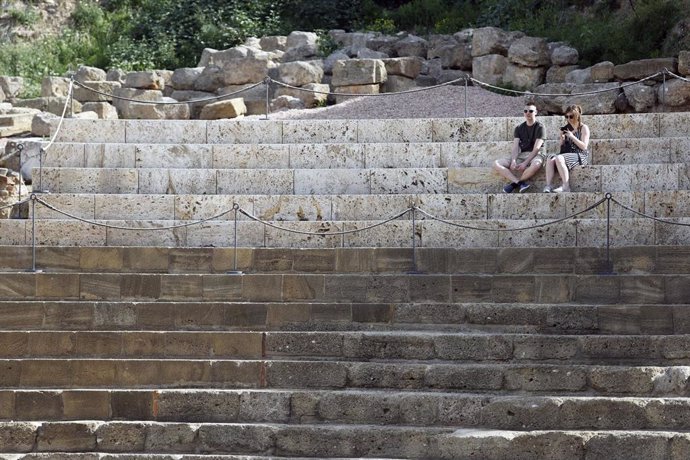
[1,112,690,459]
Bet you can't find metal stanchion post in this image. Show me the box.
[602,193,615,275]
[407,207,420,274]
[264,77,270,120]
[227,203,243,274]
[16,143,24,198]
[464,77,468,118]
[28,194,42,273]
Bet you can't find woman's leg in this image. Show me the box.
[555,155,571,191]
[544,157,555,191]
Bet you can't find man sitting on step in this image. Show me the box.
[493,103,546,193]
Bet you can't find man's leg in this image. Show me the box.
[518,158,543,182]
[493,157,520,184]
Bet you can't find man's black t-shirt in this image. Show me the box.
[514,121,545,153]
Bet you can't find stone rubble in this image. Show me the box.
[0,27,685,136]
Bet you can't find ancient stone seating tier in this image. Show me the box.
[2,112,690,250]
[1,113,690,458]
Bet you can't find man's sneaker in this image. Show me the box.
[503,182,518,193]
[518,181,531,193]
[543,185,552,193]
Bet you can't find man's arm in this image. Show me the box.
[517,138,543,169]
[509,138,520,168]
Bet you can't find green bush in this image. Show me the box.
[315,29,339,57]
[473,0,684,66]
[392,0,447,34]
[0,28,105,98]
[6,5,39,26]
[366,17,397,34]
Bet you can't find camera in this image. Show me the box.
[560,127,569,132]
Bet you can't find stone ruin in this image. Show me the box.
[0,166,24,218]
[0,27,688,134]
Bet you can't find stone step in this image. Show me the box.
[0,245,687,275]
[42,137,690,169]
[0,455,385,460]
[0,272,686,304]
[31,162,690,195]
[440,428,690,460]
[3,216,688,248]
[2,331,690,365]
[0,112,34,137]
[51,113,687,145]
[0,359,688,392]
[0,421,689,458]
[4,390,690,431]
[29,191,690,222]
[0,301,684,335]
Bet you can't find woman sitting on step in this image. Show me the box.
[543,104,590,193]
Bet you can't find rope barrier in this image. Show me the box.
[35,197,235,230]
[15,193,690,275]
[270,75,468,97]
[41,79,74,153]
[72,79,264,105]
[68,68,680,105]
[470,72,664,98]
[610,197,690,227]
[29,194,690,235]
[238,206,413,236]
[663,69,690,84]
[414,197,607,232]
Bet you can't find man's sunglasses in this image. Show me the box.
[523,109,535,113]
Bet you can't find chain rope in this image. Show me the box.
[72,79,264,105]
[68,69,683,105]
[270,75,468,97]
[610,197,690,227]
[238,206,413,236]
[35,196,235,230]
[470,72,664,97]
[29,194,690,238]
[414,197,607,232]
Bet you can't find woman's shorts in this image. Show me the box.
[556,151,589,170]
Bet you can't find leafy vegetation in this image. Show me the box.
[0,0,686,97]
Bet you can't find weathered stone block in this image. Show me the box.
[37,422,97,451]
[332,59,386,87]
[63,391,110,419]
[508,36,550,67]
[74,81,122,102]
[614,58,677,80]
[0,421,36,452]
[199,97,246,120]
[198,423,276,453]
[144,423,197,452]
[472,54,507,86]
[266,361,347,388]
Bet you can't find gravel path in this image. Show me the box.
[249,85,527,120]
